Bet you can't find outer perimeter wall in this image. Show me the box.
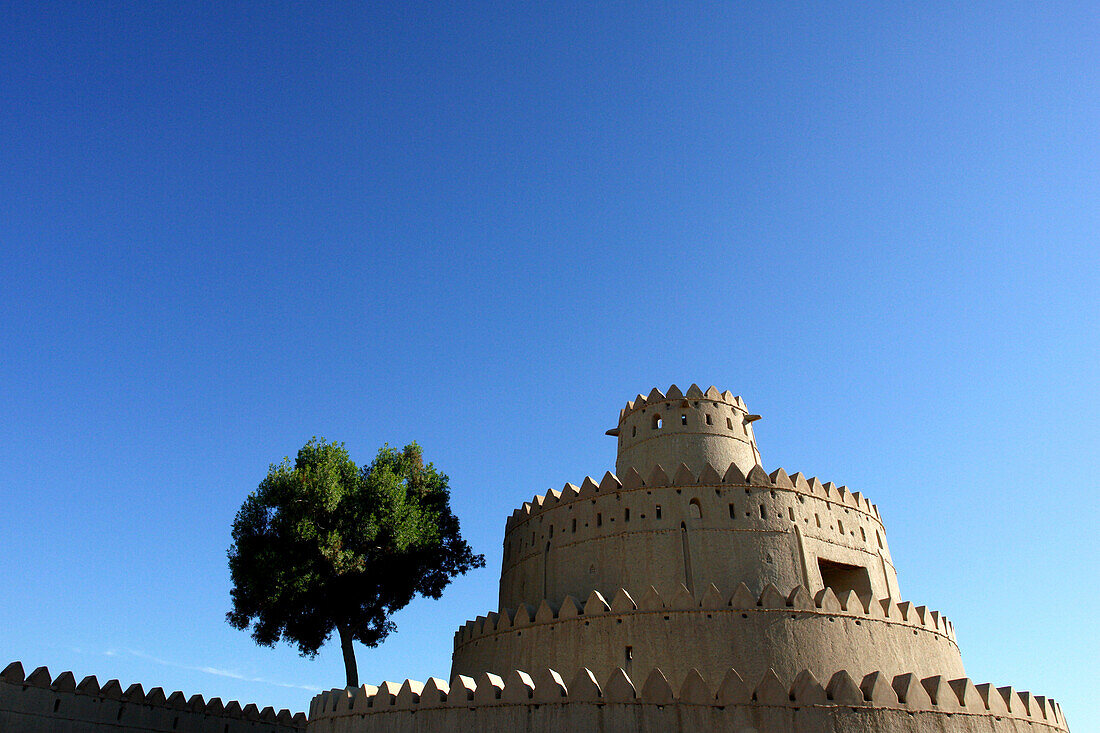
[0,662,306,733]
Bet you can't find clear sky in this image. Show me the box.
[1,0,1097,724]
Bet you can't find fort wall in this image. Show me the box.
[306,663,1068,733]
[454,583,962,687]
[499,463,899,611]
[0,662,306,733]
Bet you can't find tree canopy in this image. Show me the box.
[226,438,484,687]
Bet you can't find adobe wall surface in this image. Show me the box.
[499,462,900,611]
[454,582,963,688]
[306,664,1069,733]
[0,662,306,733]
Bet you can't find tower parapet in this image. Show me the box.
[610,385,761,479]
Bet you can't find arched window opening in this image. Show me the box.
[652,414,662,430]
[689,498,702,519]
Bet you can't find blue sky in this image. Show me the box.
[1,0,1097,723]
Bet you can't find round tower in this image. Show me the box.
[610,384,761,479]
[313,383,1072,733]
[454,384,957,689]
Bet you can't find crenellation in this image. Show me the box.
[640,668,675,704]
[500,670,534,703]
[752,668,788,705]
[603,668,637,702]
[677,668,711,704]
[825,670,865,705]
[395,678,424,708]
[26,665,52,688]
[124,682,145,703]
[648,463,670,487]
[949,677,984,712]
[861,671,897,705]
[790,669,827,704]
[0,661,306,731]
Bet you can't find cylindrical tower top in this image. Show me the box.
[608,384,762,478]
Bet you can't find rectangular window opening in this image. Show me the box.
[656,504,662,519]
[624,507,630,522]
[596,513,602,527]
[759,504,766,520]
[680,414,688,426]
[817,558,872,598]
[788,507,795,521]
[728,503,736,519]
[705,414,712,425]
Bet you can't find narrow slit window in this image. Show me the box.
[656,504,662,519]
[729,503,736,519]
[681,414,688,426]
[837,519,845,535]
[572,518,577,533]
[597,513,602,527]
[788,507,796,521]
[726,417,733,429]
[705,413,712,425]
[860,527,866,541]
[876,530,883,548]
[624,507,630,522]
[632,425,637,437]
[759,504,766,519]
[815,514,821,528]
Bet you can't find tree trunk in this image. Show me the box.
[337,623,358,688]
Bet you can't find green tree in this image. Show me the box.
[226,438,484,688]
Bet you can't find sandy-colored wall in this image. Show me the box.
[455,582,962,687]
[306,663,1069,733]
[499,464,898,611]
[613,387,761,478]
[0,662,305,733]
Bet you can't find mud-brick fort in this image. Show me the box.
[308,385,1071,732]
[1,385,1072,732]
